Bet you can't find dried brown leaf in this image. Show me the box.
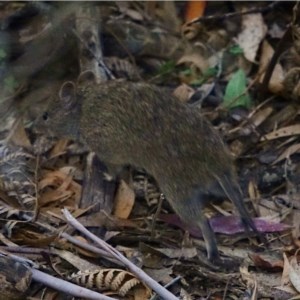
[289,254,300,293]
[250,106,274,128]
[38,170,81,207]
[249,253,283,270]
[177,52,210,75]
[282,252,291,287]
[259,40,284,93]
[9,120,32,149]
[39,187,73,207]
[236,13,267,63]
[49,138,69,158]
[173,84,194,103]
[272,143,300,165]
[261,124,300,141]
[113,180,135,219]
[13,229,57,247]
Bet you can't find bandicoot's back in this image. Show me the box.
[37,79,260,263]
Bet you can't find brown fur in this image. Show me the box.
[36,79,260,263]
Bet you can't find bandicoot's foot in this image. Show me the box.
[197,251,240,271]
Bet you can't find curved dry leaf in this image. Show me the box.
[38,189,73,206]
[236,13,267,63]
[261,124,300,141]
[49,138,69,158]
[39,170,81,197]
[173,83,194,103]
[9,120,32,149]
[38,170,68,190]
[113,179,135,219]
[248,179,260,201]
[272,143,300,164]
[289,255,300,293]
[250,106,274,128]
[177,52,209,74]
[259,40,284,93]
[38,170,81,207]
[15,229,57,247]
[263,104,299,134]
[282,253,291,287]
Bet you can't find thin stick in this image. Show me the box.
[31,268,115,300]
[63,208,179,300]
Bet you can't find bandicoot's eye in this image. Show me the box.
[42,112,49,121]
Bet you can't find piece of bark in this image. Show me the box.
[79,152,115,217]
[75,3,107,82]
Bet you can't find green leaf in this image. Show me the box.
[229,45,244,55]
[223,69,252,109]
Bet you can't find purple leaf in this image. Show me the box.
[159,214,290,238]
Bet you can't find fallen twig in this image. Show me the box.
[31,268,116,300]
[63,208,179,300]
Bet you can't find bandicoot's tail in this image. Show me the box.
[215,173,265,244]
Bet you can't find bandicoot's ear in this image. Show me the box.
[59,81,76,108]
[77,70,97,85]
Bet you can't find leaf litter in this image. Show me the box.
[0,1,300,299]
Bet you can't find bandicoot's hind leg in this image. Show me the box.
[197,214,221,263]
[214,173,266,244]
[186,192,221,264]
